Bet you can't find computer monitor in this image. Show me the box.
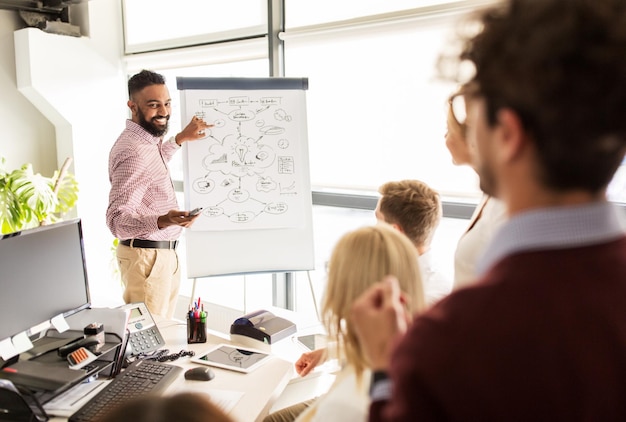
[0,219,91,342]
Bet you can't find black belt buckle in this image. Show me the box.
[120,239,178,249]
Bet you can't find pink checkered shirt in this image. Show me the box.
[106,120,182,241]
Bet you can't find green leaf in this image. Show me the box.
[10,164,57,225]
[52,170,79,214]
[0,177,25,234]
[0,157,79,233]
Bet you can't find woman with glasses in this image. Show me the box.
[445,87,507,289]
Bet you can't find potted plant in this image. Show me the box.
[0,156,79,234]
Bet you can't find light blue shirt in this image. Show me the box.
[476,201,626,277]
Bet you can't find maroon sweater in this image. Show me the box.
[372,237,626,422]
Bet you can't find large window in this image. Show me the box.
[122,0,267,53]
[94,0,626,322]
[123,1,491,198]
[286,0,479,27]
[120,2,492,319]
[283,14,479,196]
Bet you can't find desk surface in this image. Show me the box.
[48,317,297,422]
[157,319,295,422]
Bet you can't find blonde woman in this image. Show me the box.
[446,87,507,288]
[294,224,425,422]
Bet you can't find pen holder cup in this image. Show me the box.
[187,316,207,344]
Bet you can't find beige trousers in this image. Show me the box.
[116,244,181,319]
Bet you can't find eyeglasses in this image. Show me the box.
[448,93,468,127]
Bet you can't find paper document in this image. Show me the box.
[175,385,244,414]
[43,380,109,417]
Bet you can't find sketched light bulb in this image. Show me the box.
[236,145,248,162]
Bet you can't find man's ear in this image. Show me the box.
[496,108,527,162]
[127,100,137,114]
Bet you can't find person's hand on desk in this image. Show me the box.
[295,348,327,377]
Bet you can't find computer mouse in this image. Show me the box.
[184,366,215,381]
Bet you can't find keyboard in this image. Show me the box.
[68,359,183,422]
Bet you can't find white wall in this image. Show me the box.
[3,2,129,307]
[0,11,55,174]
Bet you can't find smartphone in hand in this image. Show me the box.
[189,207,204,216]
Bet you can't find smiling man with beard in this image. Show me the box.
[106,69,211,319]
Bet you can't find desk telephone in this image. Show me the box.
[120,303,164,356]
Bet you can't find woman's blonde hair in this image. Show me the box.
[320,224,425,383]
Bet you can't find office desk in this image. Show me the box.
[48,318,295,422]
[157,319,295,422]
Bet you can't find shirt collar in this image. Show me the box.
[477,201,626,276]
[125,119,161,145]
[418,249,432,267]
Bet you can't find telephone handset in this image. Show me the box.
[119,302,165,356]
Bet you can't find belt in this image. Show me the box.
[120,239,178,250]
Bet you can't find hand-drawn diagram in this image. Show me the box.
[182,89,309,232]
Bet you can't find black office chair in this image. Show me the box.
[0,380,48,421]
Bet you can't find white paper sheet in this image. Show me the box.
[174,385,244,414]
[43,380,109,417]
